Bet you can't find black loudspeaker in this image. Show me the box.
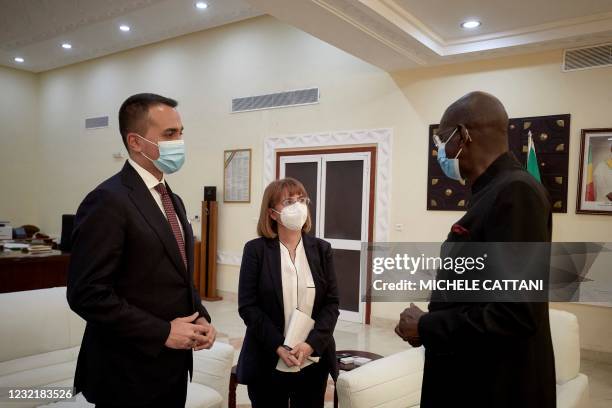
[204,186,216,202]
[59,214,75,252]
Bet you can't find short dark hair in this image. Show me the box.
[118,93,178,149]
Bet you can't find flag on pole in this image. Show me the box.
[585,144,595,201]
[526,131,541,182]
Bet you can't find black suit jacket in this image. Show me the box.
[236,234,339,384]
[67,161,210,406]
[418,152,556,408]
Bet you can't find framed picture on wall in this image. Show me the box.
[427,114,570,212]
[223,149,251,203]
[576,128,612,215]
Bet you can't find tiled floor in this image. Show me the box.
[204,299,612,408]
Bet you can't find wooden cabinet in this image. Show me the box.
[0,251,70,293]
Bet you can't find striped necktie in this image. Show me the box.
[154,183,187,268]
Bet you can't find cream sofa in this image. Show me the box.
[0,287,234,408]
[336,309,590,408]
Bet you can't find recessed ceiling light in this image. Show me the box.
[119,25,130,32]
[195,2,208,9]
[461,20,481,29]
[14,57,24,63]
[61,43,72,49]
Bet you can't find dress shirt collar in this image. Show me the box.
[128,158,165,190]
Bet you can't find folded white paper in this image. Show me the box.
[276,308,319,372]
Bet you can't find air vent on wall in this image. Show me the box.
[85,116,109,129]
[563,43,612,72]
[231,88,319,113]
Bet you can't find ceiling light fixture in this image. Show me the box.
[461,20,481,29]
[61,43,72,49]
[119,25,130,32]
[195,2,208,9]
[14,57,24,63]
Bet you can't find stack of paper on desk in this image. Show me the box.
[27,245,53,254]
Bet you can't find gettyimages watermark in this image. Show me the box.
[359,242,612,303]
[0,387,76,402]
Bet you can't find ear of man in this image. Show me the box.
[127,132,143,154]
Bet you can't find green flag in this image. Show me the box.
[526,131,541,182]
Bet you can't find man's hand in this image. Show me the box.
[277,346,300,367]
[165,312,209,350]
[193,317,216,351]
[290,342,314,366]
[395,303,426,347]
[395,325,422,347]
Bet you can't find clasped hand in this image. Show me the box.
[276,342,314,367]
[395,302,426,347]
[165,311,217,350]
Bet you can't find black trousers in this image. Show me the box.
[247,363,329,408]
[95,372,188,408]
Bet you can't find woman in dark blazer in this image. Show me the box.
[237,177,339,408]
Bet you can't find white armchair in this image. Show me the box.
[191,342,235,408]
[551,309,590,408]
[0,287,234,408]
[336,309,590,408]
[336,347,424,408]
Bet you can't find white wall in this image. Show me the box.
[390,53,612,243]
[2,15,611,350]
[0,66,40,228]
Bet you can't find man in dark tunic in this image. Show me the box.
[396,91,556,407]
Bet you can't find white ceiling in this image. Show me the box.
[0,0,262,72]
[245,0,612,71]
[398,0,612,40]
[3,0,612,74]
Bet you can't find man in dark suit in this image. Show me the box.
[396,91,556,407]
[67,93,216,408]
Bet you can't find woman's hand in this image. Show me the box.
[277,346,300,367]
[290,342,314,366]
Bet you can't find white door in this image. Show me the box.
[279,152,371,323]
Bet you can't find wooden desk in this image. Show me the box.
[0,250,70,293]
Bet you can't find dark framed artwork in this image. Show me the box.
[576,128,612,215]
[427,114,570,212]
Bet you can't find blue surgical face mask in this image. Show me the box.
[136,135,185,174]
[434,127,469,182]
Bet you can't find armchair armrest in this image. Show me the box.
[336,347,424,408]
[192,342,235,408]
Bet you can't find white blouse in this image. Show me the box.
[278,238,317,371]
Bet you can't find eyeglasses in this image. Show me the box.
[280,196,310,207]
